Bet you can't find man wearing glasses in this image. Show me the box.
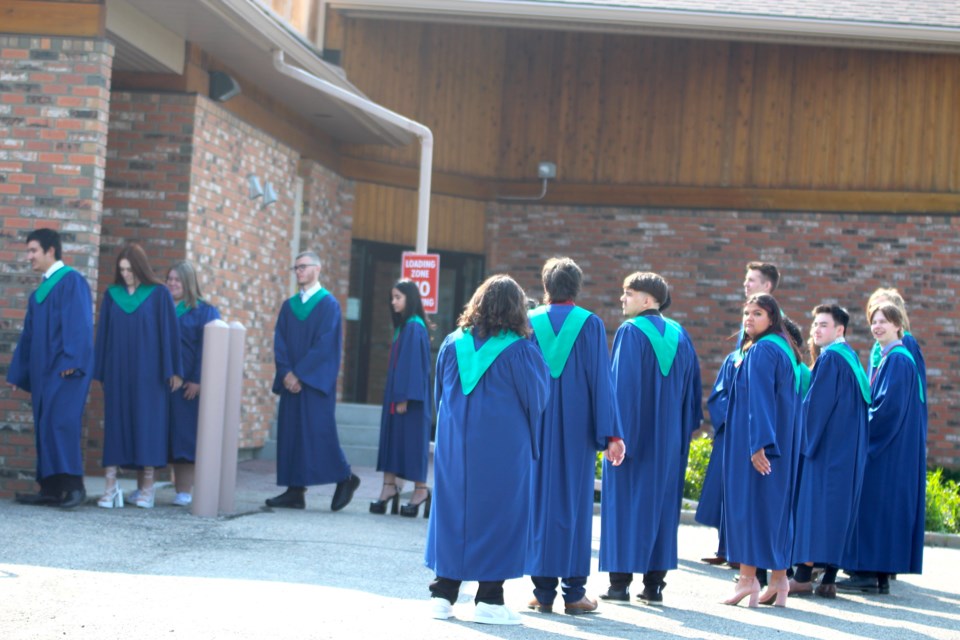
[266,250,360,511]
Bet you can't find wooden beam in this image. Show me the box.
[339,156,493,200]
[0,0,104,38]
[338,157,960,214]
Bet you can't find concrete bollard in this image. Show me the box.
[218,322,247,515]
[192,320,231,518]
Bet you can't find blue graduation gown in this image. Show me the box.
[6,269,93,480]
[95,286,182,468]
[425,332,550,581]
[721,340,802,570]
[844,347,925,574]
[376,319,432,482]
[599,316,703,574]
[526,307,619,579]
[169,302,221,462]
[272,294,350,487]
[792,343,869,565]
[695,350,739,531]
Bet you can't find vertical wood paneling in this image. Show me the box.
[339,18,960,195]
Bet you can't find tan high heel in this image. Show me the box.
[98,466,124,509]
[723,576,760,607]
[758,576,790,607]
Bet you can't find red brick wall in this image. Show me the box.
[0,36,112,496]
[300,160,355,399]
[488,203,960,468]
[188,96,302,450]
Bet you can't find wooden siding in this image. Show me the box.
[339,19,960,194]
[353,183,486,253]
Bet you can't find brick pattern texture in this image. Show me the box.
[487,203,960,467]
[0,36,112,496]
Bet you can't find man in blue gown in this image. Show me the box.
[266,251,359,511]
[790,304,869,598]
[599,272,702,605]
[525,258,625,616]
[7,229,93,509]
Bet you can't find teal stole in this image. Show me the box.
[886,345,926,404]
[823,343,871,405]
[35,265,75,304]
[756,334,808,396]
[393,315,426,342]
[107,284,157,313]
[453,328,522,395]
[627,315,682,376]
[289,288,329,321]
[528,305,592,378]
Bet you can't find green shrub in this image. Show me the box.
[596,450,604,480]
[685,435,713,501]
[926,468,960,534]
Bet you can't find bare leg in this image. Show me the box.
[379,472,398,501]
[174,463,195,495]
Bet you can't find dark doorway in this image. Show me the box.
[343,240,485,404]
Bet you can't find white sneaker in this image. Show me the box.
[430,597,454,620]
[473,603,521,625]
[173,493,192,506]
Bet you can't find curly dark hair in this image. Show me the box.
[390,278,434,333]
[457,274,531,338]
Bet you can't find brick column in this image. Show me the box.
[0,36,112,497]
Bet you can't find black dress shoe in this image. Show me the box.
[265,488,306,509]
[331,473,360,512]
[598,586,629,602]
[836,575,880,593]
[15,492,61,506]
[59,488,87,509]
[638,582,665,605]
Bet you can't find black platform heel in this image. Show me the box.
[369,482,400,515]
[400,487,431,518]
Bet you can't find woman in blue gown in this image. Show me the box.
[371,278,433,516]
[94,244,182,509]
[425,275,550,626]
[721,294,803,608]
[166,261,220,507]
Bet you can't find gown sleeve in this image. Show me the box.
[388,322,430,404]
[292,296,342,396]
[801,352,841,459]
[56,274,94,376]
[744,342,783,459]
[868,354,917,458]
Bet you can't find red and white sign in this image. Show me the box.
[401,252,440,314]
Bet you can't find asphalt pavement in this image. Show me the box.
[2,459,959,640]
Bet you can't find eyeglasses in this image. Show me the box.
[292,264,319,272]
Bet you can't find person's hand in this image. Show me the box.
[395,401,408,414]
[183,382,201,400]
[284,372,302,394]
[169,375,184,392]
[604,439,626,466]
[60,368,76,378]
[751,448,771,475]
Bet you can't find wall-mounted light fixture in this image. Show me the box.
[209,71,241,102]
[498,161,557,201]
[247,174,263,199]
[262,182,278,208]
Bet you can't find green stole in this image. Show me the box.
[393,315,426,342]
[289,288,329,321]
[528,305,592,378]
[887,345,926,404]
[756,334,807,396]
[175,300,205,318]
[823,343,871,405]
[107,284,157,313]
[453,327,522,395]
[871,331,914,371]
[626,315,682,376]
[34,265,75,304]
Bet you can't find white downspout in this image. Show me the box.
[272,49,434,254]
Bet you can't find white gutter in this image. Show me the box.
[273,50,435,254]
[329,0,960,53]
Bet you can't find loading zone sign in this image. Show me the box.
[401,252,440,314]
